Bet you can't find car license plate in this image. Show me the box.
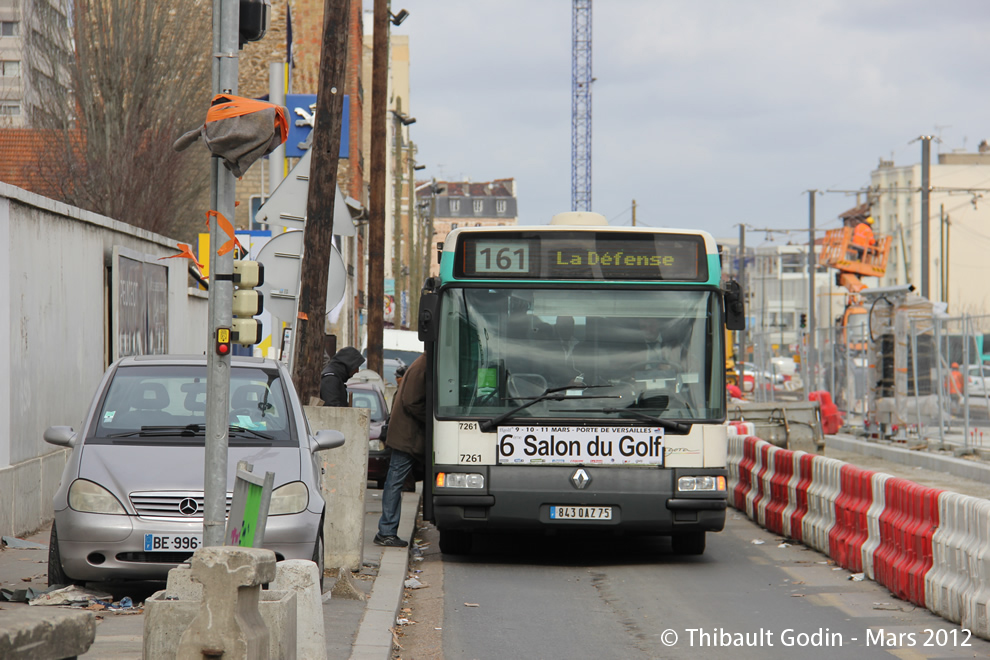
[549,506,612,520]
[144,534,201,552]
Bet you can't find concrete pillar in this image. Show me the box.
[176,546,277,660]
[305,406,369,573]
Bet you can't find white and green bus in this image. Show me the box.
[416,212,745,555]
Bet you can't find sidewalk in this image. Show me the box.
[0,487,421,660]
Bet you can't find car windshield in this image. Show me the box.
[92,364,293,443]
[350,389,387,422]
[435,287,724,422]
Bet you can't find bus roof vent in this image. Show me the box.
[550,212,609,226]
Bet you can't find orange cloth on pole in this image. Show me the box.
[852,222,876,247]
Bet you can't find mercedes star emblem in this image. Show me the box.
[178,498,199,516]
[571,468,591,490]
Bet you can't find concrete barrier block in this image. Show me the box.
[144,589,297,660]
[173,546,280,660]
[0,608,95,659]
[272,559,326,660]
[305,406,369,573]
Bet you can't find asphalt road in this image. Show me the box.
[400,513,990,660]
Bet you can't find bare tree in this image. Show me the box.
[24,0,212,238]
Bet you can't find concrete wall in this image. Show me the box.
[306,406,369,573]
[0,183,209,538]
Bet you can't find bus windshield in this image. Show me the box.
[435,287,724,422]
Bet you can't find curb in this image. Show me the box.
[827,432,990,483]
[350,490,420,660]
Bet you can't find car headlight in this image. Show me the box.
[68,479,126,514]
[269,481,309,515]
[677,475,727,492]
[369,439,386,452]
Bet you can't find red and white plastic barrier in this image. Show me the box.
[726,435,990,639]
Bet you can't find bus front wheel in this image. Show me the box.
[671,532,706,555]
[439,529,473,555]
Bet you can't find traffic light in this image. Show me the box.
[800,313,807,329]
[239,0,271,47]
[231,260,264,346]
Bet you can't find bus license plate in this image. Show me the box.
[549,506,612,521]
[144,534,201,552]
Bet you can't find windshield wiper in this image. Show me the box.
[108,424,205,438]
[478,384,618,433]
[229,425,273,440]
[557,407,691,433]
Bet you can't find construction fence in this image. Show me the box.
[740,300,990,448]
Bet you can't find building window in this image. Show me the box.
[0,61,19,77]
[0,21,19,37]
[473,199,483,214]
[449,199,460,214]
[496,199,507,214]
[0,103,20,116]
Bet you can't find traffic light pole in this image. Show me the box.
[204,0,239,548]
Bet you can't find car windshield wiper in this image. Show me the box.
[229,425,273,440]
[107,424,206,438]
[556,407,691,433]
[478,384,618,433]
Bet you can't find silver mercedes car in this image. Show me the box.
[44,354,344,585]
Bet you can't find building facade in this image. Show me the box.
[871,145,990,315]
[424,178,519,277]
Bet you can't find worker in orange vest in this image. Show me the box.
[947,362,965,409]
[851,217,875,247]
[849,216,876,261]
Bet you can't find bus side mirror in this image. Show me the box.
[724,280,745,331]
[419,292,439,342]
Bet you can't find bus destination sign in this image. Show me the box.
[458,232,706,281]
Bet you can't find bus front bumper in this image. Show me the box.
[431,465,727,535]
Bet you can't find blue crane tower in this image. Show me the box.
[571,0,592,212]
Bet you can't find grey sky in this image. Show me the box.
[379,0,990,243]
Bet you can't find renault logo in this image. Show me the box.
[571,468,591,490]
[178,498,199,516]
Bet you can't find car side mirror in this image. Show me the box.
[312,429,346,451]
[44,426,76,447]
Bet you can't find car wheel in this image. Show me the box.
[438,529,472,555]
[671,531,706,556]
[48,522,82,587]
[312,524,325,593]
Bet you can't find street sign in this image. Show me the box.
[255,229,346,326]
[253,149,356,237]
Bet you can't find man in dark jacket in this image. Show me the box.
[375,354,426,547]
[320,347,364,407]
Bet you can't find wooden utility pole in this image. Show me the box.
[367,0,388,376]
[291,0,351,403]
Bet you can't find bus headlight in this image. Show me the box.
[436,472,485,489]
[677,476,726,492]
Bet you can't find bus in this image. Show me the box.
[416,212,745,555]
